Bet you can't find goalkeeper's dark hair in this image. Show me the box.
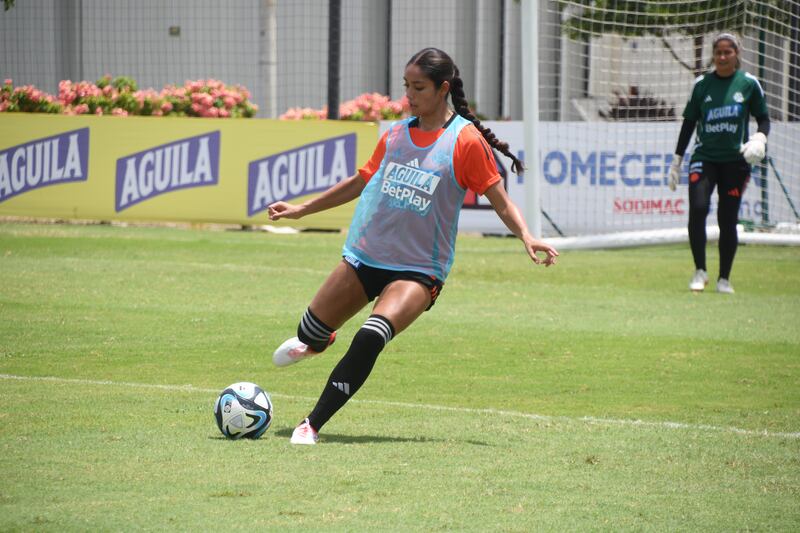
[406,47,524,175]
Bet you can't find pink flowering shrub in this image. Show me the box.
[280,92,409,121]
[279,106,328,120]
[1,79,61,113]
[1,76,258,118]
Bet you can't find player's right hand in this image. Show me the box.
[668,154,682,191]
[268,201,303,220]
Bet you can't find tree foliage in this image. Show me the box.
[559,0,794,75]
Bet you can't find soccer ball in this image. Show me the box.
[214,382,273,439]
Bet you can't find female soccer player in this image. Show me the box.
[268,47,559,444]
[668,33,770,294]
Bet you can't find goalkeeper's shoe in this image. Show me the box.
[290,418,319,445]
[716,278,735,294]
[689,269,709,292]
[272,332,336,367]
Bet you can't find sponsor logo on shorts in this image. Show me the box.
[344,254,361,268]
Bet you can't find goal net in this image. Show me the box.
[534,0,800,240]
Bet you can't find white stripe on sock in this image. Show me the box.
[362,323,389,342]
[362,326,391,346]
[365,316,392,337]
[364,317,392,342]
[301,313,331,341]
[301,314,327,337]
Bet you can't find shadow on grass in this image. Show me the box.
[272,427,491,446]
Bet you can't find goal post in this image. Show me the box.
[521,0,542,238]
[522,0,800,243]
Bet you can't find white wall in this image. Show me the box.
[0,0,515,119]
[0,1,61,92]
[80,0,262,99]
[2,1,792,121]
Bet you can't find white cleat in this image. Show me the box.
[689,269,709,292]
[290,418,319,445]
[272,332,336,367]
[716,278,735,294]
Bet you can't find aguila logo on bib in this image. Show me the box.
[380,159,441,216]
[0,128,89,204]
[247,133,356,217]
[115,131,220,212]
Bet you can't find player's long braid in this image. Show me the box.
[407,47,525,176]
[449,72,524,175]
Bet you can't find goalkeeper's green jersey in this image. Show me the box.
[682,69,768,163]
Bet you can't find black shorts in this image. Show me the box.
[342,255,443,310]
[688,159,751,212]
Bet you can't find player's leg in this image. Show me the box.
[715,161,749,293]
[294,278,435,443]
[687,161,716,291]
[273,260,369,367]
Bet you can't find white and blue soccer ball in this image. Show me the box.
[214,382,273,439]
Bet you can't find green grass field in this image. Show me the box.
[1,221,798,531]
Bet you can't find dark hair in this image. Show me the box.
[407,47,524,175]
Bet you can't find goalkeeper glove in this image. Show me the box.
[668,154,682,191]
[740,132,767,165]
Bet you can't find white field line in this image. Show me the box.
[2,373,798,440]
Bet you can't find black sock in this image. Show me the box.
[688,174,712,272]
[297,307,335,352]
[307,315,394,431]
[717,192,741,280]
[688,209,708,271]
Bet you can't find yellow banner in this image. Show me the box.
[0,114,378,228]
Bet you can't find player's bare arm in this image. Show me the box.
[484,181,558,266]
[268,173,367,221]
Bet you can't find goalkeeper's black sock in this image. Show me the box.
[688,176,711,272]
[717,189,742,280]
[688,209,708,271]
[307,315,394,431]
[297,307,335,353]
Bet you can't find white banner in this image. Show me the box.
[379,121,799,236]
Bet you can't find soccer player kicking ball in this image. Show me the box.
[268,47,558,444]
[668,33,770,294]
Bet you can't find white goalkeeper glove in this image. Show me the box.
[668,154,682,191]
[740,132,767,165]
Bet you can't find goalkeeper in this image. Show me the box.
[668,33,769,294]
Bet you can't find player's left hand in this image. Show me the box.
[668,154,682,191]
[524,237,559,267]
[740,132,767,165]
